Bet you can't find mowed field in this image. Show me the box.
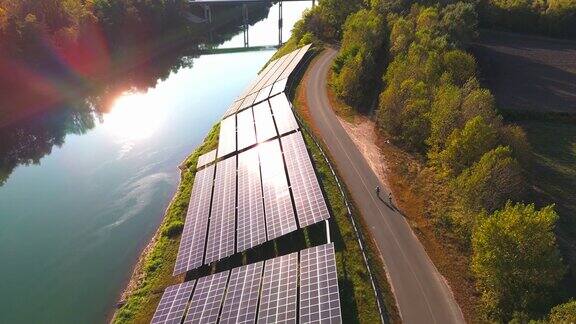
[471,30,576,114]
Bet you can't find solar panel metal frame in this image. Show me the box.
[197,149,217,169]
[236,108,257,151]
[299,243,342,324]
[219,262,264,324]
[223,98,244,118]
[174,164,215,275]
[281,132,330,227]
[258,140,297,240]
[252,101,278,144]
[184,271,230,324]
[205,156,237,265]
[236,148,267,252]
[238,91,259,113]
[257,252,299,324]
[270,78,288,97]
[254,84,274,104]
[217,115,236,158]
[151,280,196,324]
[270,93,299,135]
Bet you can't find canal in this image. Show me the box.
[0,2,311,323]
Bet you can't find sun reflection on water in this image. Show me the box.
[102,92,165,155]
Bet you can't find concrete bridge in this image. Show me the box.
[185,0,314,47]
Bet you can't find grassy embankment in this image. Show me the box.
[113,124,220,323]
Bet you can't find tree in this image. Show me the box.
[453,146,524,214]
[390,17,414,56]
[441,2,478,46]
[461,88,502,127]
[549,300,576,323]
[472,202,565,321]
[427,83,463,152]
[432,116,499,176]
[443,49,476,86]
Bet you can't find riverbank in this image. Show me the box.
[112,124,220,323]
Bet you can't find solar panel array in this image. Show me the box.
[197,149,217,169]
[282,132,330,227]
[258,252,299,324]
[174,44,330,274]
[205,156,237,264]
[174,165,215,275]
[258,139,297,240]
[224,44,311,118]
[153,243,341,324]
[236,148,267,252]
[151,280,196,324]
[220,262,264,324]
[300,244,342,323]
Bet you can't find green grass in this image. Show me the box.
[113,124,220,324]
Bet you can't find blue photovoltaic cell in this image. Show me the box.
[184,271,230,324]
[205,156,237,265]
[281,132,330,227]
[173,165,215,275]
[151,281,196,324]
[257,252,298,324]
[299,243,342,324]
[258,140,297,240]
[219,262,264,324]
[197,149,217,169]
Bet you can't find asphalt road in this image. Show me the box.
[305,48,466,324]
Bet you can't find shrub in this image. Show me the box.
[162,220,184,238]
[549,300,576,323]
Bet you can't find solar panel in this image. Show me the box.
[250,53,292,96]
[263,49,300,88]
[217,115,236,158]
[219,262,264,324]
[236,108,257,151]
[281,132,330,227]
[236,148,267,252]
[223,99,244,118]
[253,101,278,143]
[270,78,288,97]
[151,281,196,324]
[174,164,215,275]
[239,57,281,99]
[257,252,299,324]
[299,243,342,324]
[258,140,297,240]
[184,271,230,324]
[254,84,274,104]
[197,149,217,169]
[205,156,237,265]
[238,91,258,114]
[270,93,299,135]
[279,44,311,81]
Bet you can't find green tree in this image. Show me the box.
[461,88,502,127]
[427,83,463,152]
[441,2,478,46]
[453,146,524,214]
[432,116,499,176]
[443,49,476,86]
[472,202,565,321]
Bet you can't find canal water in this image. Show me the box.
[0,2,310,323]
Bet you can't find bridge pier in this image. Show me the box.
[243,4,249,47]
[278,1,283,45]
[203,4,212,23]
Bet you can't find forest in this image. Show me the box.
[287,0,576,322]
